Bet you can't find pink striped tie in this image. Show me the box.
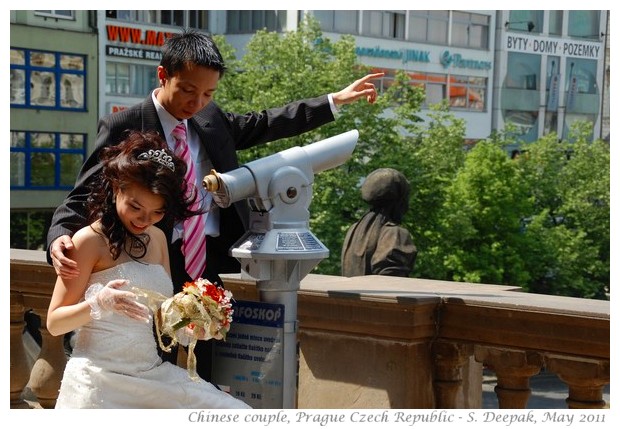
[172,123,206,279]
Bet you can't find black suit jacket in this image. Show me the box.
[47,93,335,284]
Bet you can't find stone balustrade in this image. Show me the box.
[10,249,609,409]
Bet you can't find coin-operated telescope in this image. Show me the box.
[203,130,358,408]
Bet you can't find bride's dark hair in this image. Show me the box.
[87,130,201,260]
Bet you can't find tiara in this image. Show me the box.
[137,149,175,172]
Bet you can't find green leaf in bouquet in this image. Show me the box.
[171,318,192,331]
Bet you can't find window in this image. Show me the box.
[10,48,86,111]
[189,11,209,30]
[107,10,131,20]
[106,10,209,30]
[227,10,285,33]
[10,131,86,190]
[10,49,25,104]
[361,11,405,39]
[34,10,74,20]
[313,10,358,34]
[408,11,449,44]
[566,58,597,96]
[568,10,600,39]
[505,52,541,90]
[378,68,487,112]
[143,11,158,23]
[409,72,447,107]
[503,52,542,142]
[449,76,486,111]
[548,11,563,36]
[106,62,157,97]
[506,11,543,33]
[451,11,489,50]
[106,62,129,95]
[565,57,598,123]
[161,10,185,26]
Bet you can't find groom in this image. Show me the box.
[47,28,382,380]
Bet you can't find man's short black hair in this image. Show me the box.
[160,28,226,77]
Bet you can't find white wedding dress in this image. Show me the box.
[55,261,251,409]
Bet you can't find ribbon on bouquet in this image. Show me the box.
[131,287,202,381]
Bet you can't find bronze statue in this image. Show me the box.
[341,168,417,277]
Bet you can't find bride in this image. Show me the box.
[46,130,250,409]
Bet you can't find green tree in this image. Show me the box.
[403,101,466,279]
[11,210,52,250]
[436,139,533,285]
[517,122,609,298]
[559,125,610,298]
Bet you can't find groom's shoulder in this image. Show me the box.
[103,98,150,124]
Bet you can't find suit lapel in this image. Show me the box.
[141,93,166,137]
[188,103,220,170]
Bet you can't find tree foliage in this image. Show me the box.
[213,19,609,299]
[517,123,610,298]
[435,138,534,285]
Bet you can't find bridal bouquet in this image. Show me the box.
[132,278,234,380]
[159,278,234,342]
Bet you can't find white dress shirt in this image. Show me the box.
[152,89,219,242]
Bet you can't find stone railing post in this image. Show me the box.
[475,346,543,408]
[545,355,609,409]
[432,340,473,408]
[10,248,66,409]
[27,308,67,409]
[10,292,30,408]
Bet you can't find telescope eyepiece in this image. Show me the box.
[202,169,221,192]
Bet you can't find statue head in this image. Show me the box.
[361,168,410,223]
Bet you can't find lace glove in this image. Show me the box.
[85,279,150,323]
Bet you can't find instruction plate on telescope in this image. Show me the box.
[276,232,323,252]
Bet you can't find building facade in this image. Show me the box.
[9,9,610,250]
[494,10,607,148]
[10,10,99,249]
